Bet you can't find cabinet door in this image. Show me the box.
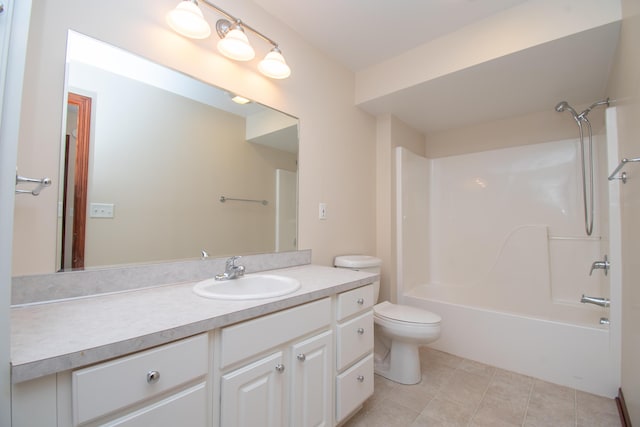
[221,352,285,427]
[290,330,333,427]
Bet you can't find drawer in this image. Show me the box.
[72,334,208,425]
[105,383,207,427]
[220,298,331,368]
[335,354,374,423]
[336,311,373,370]
[336,285,374,321]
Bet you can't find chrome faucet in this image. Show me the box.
[589,255,610,276]
[215,256,245,281]
[580,294,610,308]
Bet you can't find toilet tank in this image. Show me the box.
[334,255,382,303]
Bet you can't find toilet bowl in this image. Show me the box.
[373,301,441,384]
[334,255,441,385]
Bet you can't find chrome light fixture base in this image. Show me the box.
[215,18,231,39]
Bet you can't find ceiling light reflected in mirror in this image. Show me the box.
[231,95,252,105]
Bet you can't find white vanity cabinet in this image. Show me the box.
[11,271,379,427]
[72,333,209,427]
[334,285,375,424]
[71,333,209,426]
[12,333,210,427]
[216,298,333,427]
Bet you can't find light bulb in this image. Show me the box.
[166,0,211,39]
[217,26,255,61]
[258,48,291,79]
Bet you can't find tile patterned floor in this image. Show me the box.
[343,348,620,427]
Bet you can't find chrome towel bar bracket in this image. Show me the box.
[15,173,51,196]
[608,157,640,183]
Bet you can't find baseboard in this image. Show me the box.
[616,388,632,427]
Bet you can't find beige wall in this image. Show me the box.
[376,114,426,303]
[606,0,640,423]
[12,0,376,275]
[425,107,604,158]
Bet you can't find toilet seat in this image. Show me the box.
[374,301,441,325]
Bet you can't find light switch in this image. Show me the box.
[90,203,115,218]
[319,202,327,220]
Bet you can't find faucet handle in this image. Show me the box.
[226,255,241,268]
[589,255,610,276]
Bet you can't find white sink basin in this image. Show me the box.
[193,274,301,300]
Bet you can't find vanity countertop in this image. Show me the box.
[11,264,377,384]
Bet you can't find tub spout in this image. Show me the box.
[580,294,610,308]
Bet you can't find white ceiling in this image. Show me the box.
[252,0,530,71]
[252,0,621,134]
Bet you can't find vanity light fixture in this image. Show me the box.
[216,19,255,61]
[166,0,211,39]
[258,47,291,79]
[166,0,291,79]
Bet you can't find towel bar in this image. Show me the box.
[15,173,51,196]
[608,157,640,184]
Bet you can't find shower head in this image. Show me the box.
[555,101,579,120]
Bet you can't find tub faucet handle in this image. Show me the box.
[589,255,610,276]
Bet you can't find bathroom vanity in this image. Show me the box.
[10,263,376,427]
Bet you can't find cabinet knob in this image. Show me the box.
[357,298,364,305]
[275,364,285,373]
[146,370,161,384]
[357,375,365,383]
[297,353,306,362]
[357,327,365,335]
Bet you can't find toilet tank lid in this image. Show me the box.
[334,255,382,268]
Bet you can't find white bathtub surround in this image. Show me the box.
[395,116,622,398]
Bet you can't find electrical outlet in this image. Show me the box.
[319,202,327,220]
[90,203,115,218]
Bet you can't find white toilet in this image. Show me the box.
[334,255,441,385]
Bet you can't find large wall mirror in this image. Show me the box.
[57,31,298,271]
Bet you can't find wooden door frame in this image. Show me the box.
[67,92,91,269]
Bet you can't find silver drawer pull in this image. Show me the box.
[357,327,365,335]
[146,370,160,384]
[357,375,365,382]
[297,353,306,362]
[357,298,364,305]
[275,364,285,373]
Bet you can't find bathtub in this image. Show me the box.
[402,286,617,397]
[394,109,623,397]
[399,226,618,397]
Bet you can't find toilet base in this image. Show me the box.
[374,340,421,385]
